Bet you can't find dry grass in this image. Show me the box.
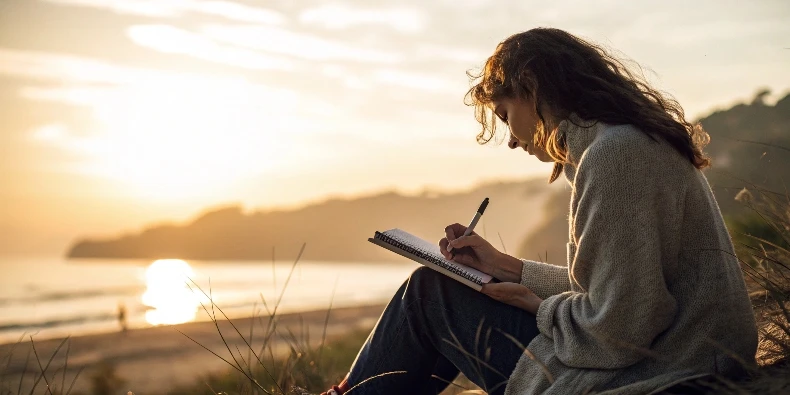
[717,183,790,394]
[3,184,789,395]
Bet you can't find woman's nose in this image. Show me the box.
[508,137,519,149]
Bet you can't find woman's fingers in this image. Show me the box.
[451,251,475,266]
[444,224,459,241]
[444,225,458,252]
[443,223,482,253]
[448,234,483,249]
[480,283,532,310]
[439,238,451,259]
[444,222,466,252]
[480,282,501,297]
[480,282,516,304]
[448,234,489,269]
[480,282,539,312]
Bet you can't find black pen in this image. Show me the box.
[447,197,489,254]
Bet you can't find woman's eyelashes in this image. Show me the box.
[495,110,508,124]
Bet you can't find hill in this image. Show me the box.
[517,91,790,265]
[67,178,564,262]
[69,90,790,264]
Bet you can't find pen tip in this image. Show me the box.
[478,197,489,213]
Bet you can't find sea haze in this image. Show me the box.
[0,256,415,345]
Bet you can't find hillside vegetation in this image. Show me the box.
[68,91,789,264]
[518,91,790,263]
[68,178,562,262]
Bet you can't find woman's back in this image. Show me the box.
[506,120,758,394]
[321,27,759,395]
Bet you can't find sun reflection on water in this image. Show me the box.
[142,259,202,325]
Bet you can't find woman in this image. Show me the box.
[322,28,757,395]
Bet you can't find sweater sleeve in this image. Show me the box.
[535,138,680,370]
[520,259,571,299]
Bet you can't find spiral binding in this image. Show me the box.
[374,231,483,285]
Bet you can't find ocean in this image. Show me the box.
[0,256,416,345]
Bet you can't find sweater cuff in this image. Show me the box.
[520,259,571,299]
[536,293,565,339]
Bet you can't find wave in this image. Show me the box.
[0,312,118,333]
[0,286,144,306]
[0,279,275,307]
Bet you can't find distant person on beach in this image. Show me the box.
[321,28,758,395]
[118,303,127,332]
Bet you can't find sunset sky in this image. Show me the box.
[1,0,788,255]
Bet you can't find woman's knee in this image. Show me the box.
[401,267,439,302]
[404,267,467,305]
[407,267,445,291]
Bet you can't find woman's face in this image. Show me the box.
[492,96,554,162]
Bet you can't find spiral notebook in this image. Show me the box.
[368,228,494,291]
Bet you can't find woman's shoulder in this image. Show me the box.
[576,121,694,181]
[587,122,689,165]
[589,122,661,157]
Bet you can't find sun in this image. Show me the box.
[141,259,202,325]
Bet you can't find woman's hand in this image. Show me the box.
[481,282,543,314]
[438,223,523,283]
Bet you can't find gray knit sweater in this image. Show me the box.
[506,118,758,394]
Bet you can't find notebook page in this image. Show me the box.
[384,228,493,283]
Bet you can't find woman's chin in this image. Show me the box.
[533,151,554,162]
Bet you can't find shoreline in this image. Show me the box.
[0,303,385,394]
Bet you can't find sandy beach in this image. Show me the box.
[0,304,386,395]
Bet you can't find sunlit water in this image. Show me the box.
[0,256,416,344]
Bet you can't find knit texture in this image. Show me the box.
[505,117,758,395]
[520,259,571,299]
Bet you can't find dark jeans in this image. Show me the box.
[345,267,541,395]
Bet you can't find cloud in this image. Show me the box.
[0,48,151,84]
[611,13,785,49]
[0,48,341,199]
[414,44,487,64]
[372,68,461,93]
[44,0,179,18]
[0,48,310,133]
[319,64,371,90]
[44,0,287,25]
[31,123,69,143]
[21,86,110,107]
[0,48,305,113]
[0,47,292,87]
[299,4,427,33]
[200,24,403,63]
[127,24,296,70]
[190,1,286,25]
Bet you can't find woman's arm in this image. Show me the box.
[536,136,681,370]
[443,230,570,299]
[471,243,571,312]
[520,258,571,299]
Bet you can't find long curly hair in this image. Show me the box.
[465,28,710,183]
